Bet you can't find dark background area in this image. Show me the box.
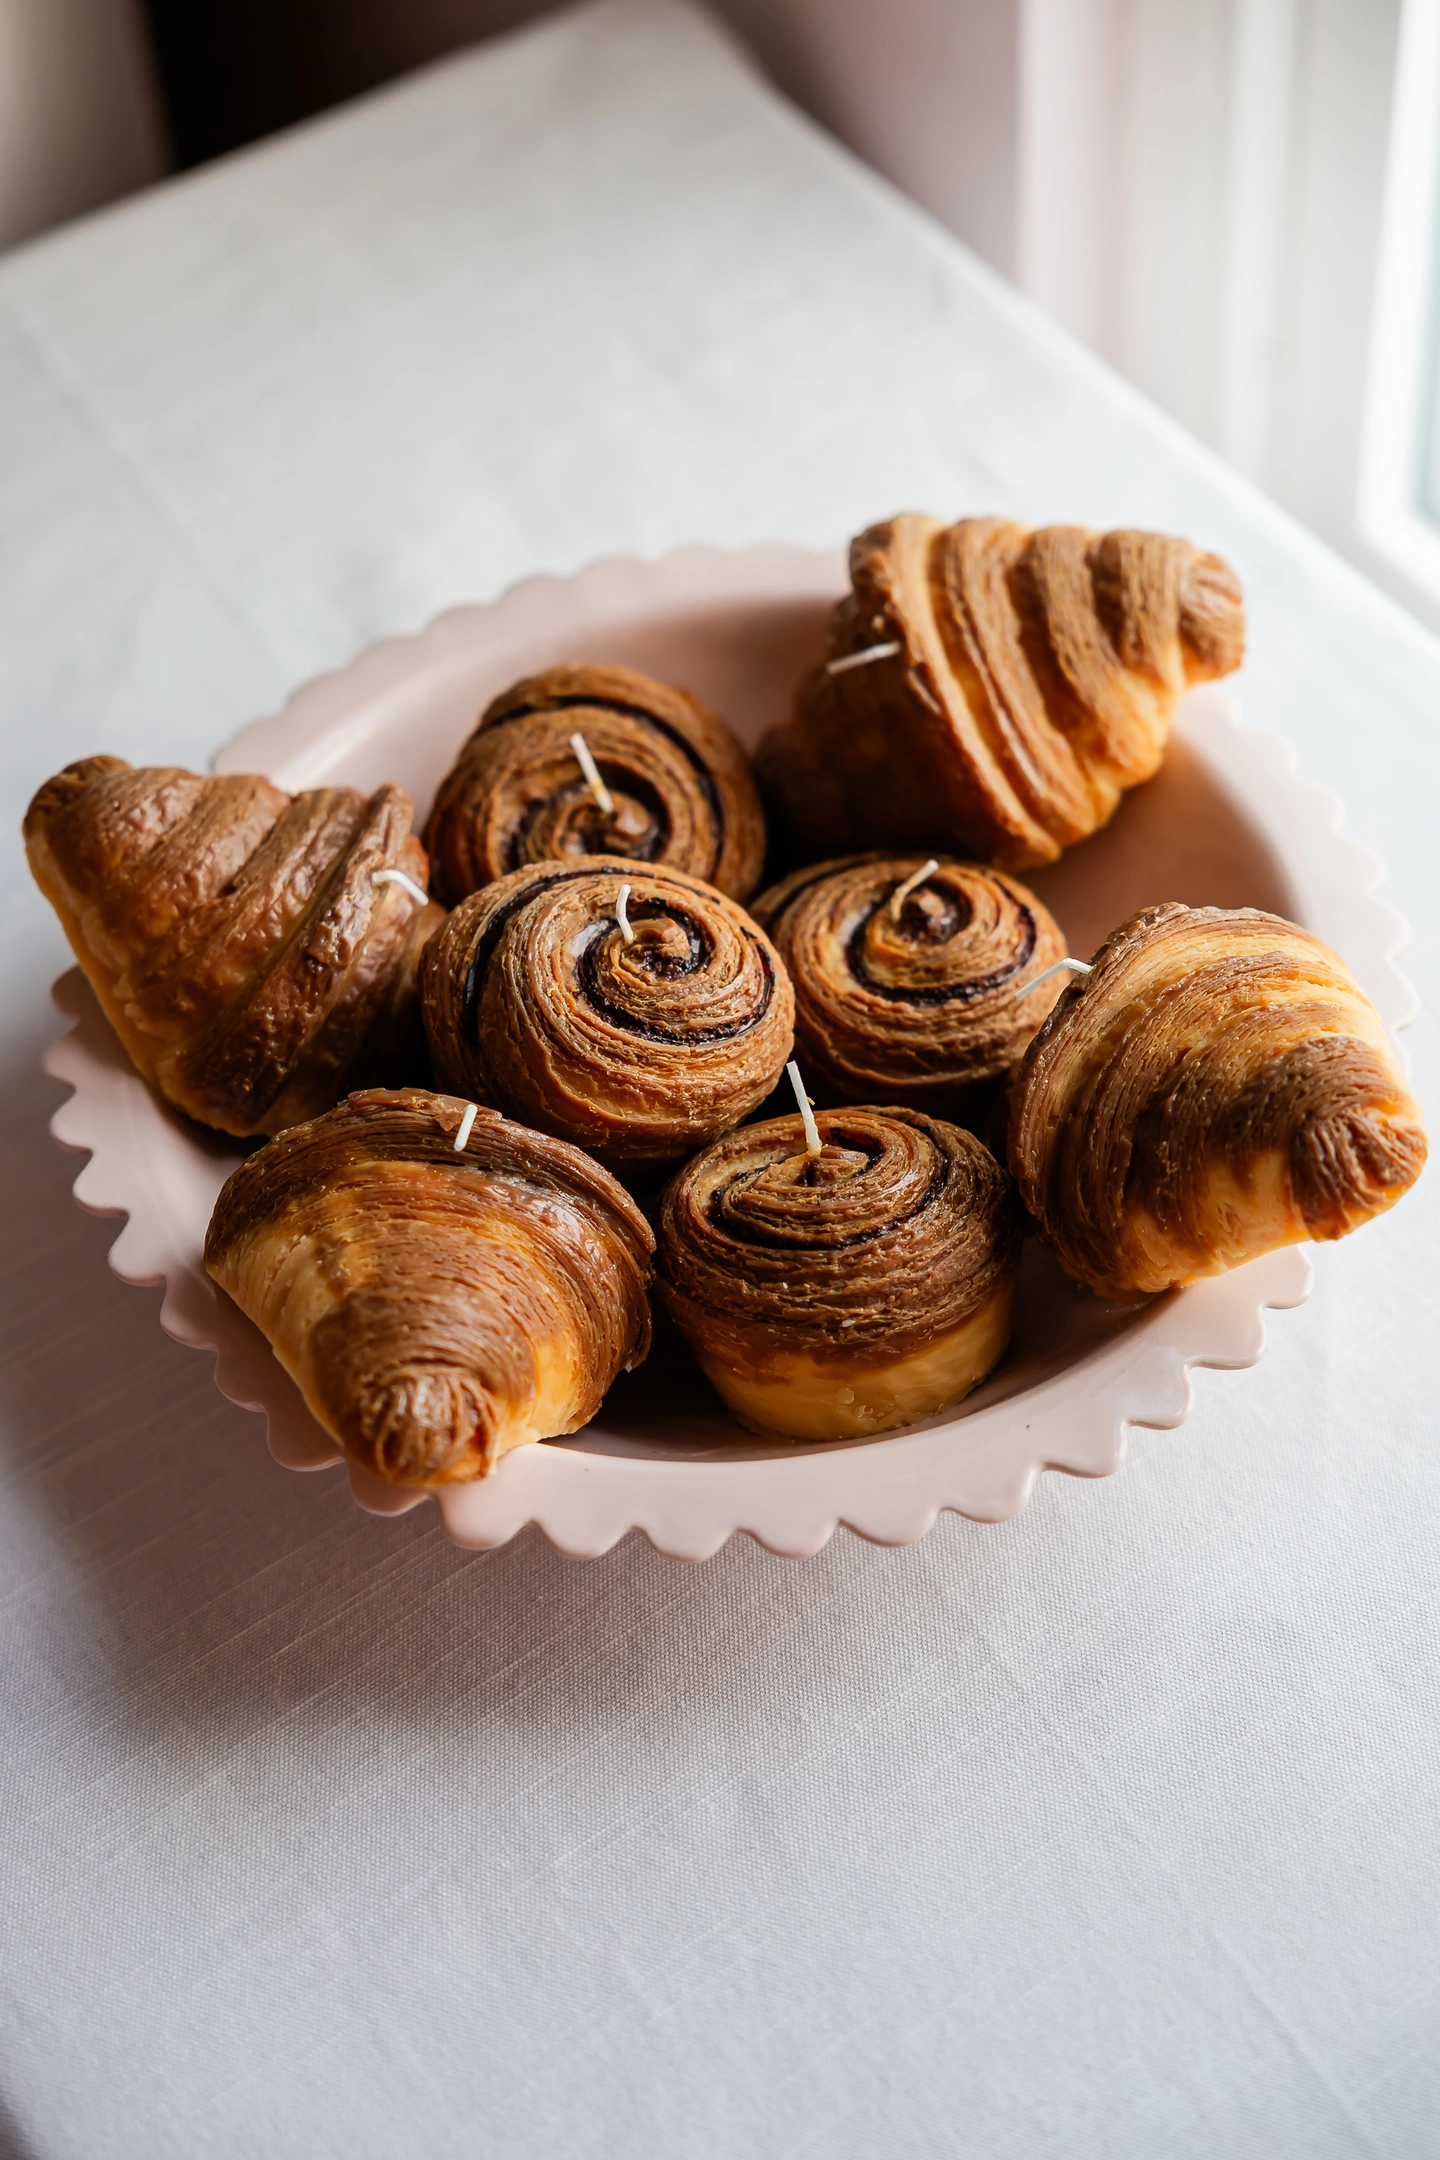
[138,1,814,174]
[140,0,559,167]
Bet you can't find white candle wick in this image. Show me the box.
[615,883,635,945]
[1013,957,1094,1002]
[371,868,431,908]
[786,1059,823,1158]
[826,641,901,675]
[889,858,940,920]
[453,1102,478,1152]
[570,731,615,816]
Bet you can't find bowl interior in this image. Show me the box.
[211,577,1299,1466]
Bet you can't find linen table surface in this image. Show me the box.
[1,2,1437,2154]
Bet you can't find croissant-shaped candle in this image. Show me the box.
[24,756,444,1136]
[758,513,1245,869]
[422,857,794,1175]
[751,853,1067,1116]
[657,1106,1021,1441]
[1009,903,1427,1298]
[423,663,767,906]
[205,1088,654,1485]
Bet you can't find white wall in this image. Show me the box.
[0,0,167,251]
[0,0,1417,624]
[1111,0,1401,564]
[715,0,1023,278]
[717,0,1406,603]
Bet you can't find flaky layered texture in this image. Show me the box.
[423,663,766,906]
[758,514,1245,870]
[1009,903,1427,1298]
[205,1088,653,1485]
[422,857,794,1174]
[24,755,443,1137]
[752,853,1067,1115]
[657,1106,1021,1441]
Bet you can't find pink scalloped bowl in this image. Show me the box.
[43,545,1416,1559]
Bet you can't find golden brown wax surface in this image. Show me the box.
[656,1106,1021,1439]
[1008,902,1427,1298]
[423,663,767,906]
[752,853,1067,1114]
[421,856,794,1174]
[24,755,443,1136]
[205,1087,654,1485]
[758,513,1245,870]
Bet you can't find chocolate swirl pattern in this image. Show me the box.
[205,1088,654,1486]
[758,513,1245,870]
[657,1106,1021,1440]
[1009,903,1427,1298]
[423,663,766,906]
[752,853,1067,1114]
[24,755,443,1137]
[421,857,795,1173]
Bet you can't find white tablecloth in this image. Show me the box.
[2,4,1437,2153]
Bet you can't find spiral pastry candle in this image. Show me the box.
[752,853,1067,1114]
[1009,903,1428,1298]
[423,663,767,905]
[422,857,795,1173]
[657,1107,1021,1441]
[758,513,1245,869]
[205,1088,654,1486]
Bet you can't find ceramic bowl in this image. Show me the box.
[45,546,1415,1558]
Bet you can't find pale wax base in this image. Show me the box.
[691,1280,1017,1444]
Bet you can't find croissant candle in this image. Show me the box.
[421,856,795,1174]
[423,663,767,906]
[751,853,1067,1117]
[205,1088,654,1486]
[758,513,1246,869]
[24,755,444,1137]
[1009,903,1428,1298]
[657,1107,1022,1442]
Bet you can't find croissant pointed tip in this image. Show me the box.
[1178,549,1247,680]
[352,1367,501,1486]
